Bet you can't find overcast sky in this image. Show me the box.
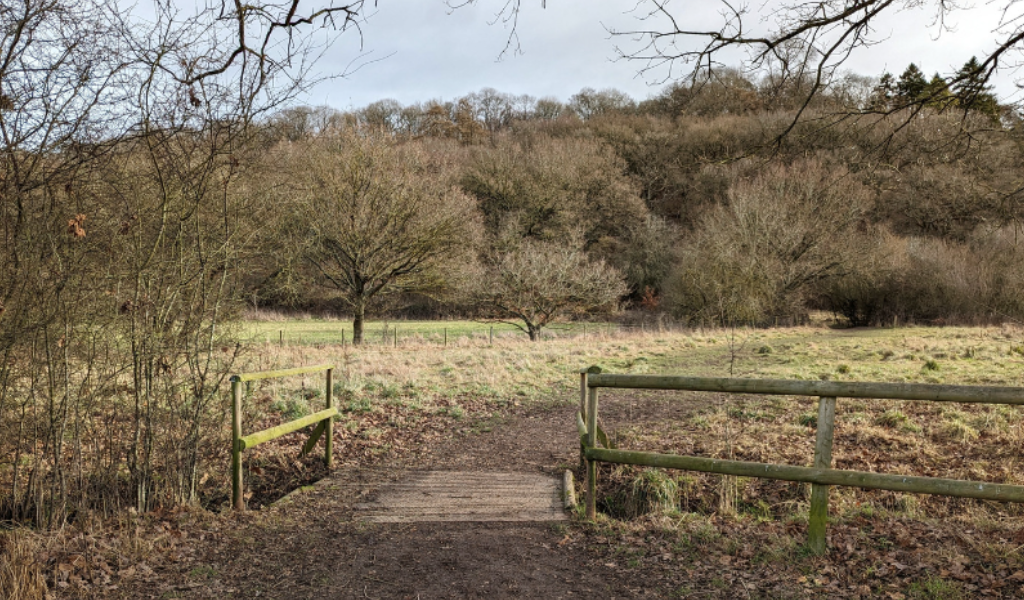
[302,0,1021,111]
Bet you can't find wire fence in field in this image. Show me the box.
[248,314,814,348]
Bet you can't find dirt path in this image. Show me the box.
[129,398,693,600]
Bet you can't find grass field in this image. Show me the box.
[229,313,1024,598]
[236,321,1024,410]
[12,321,1024,598]
[241,316,615,346]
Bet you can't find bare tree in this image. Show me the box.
[471,238,627,340]
[608,0,1018,132]
[665,160,871,324]
[284,133,481,344]
[567,87,636,120]
[461,135,647,244]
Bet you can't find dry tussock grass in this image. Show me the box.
[236,325,736,404]
[0,529,47,600]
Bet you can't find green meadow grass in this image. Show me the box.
[241,318,615,346]
[238,323,1024,414]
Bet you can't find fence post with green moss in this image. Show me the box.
[230,364,336,511]
[579,366,1024,554]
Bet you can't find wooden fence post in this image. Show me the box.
[325,368,333,469]
[586,385,599,520]
[579,369,589,470]
[579,370,589,418]
[444,328,447,347]
[232,378,244,511]
[490,327,493,345]
[808,396,837,554]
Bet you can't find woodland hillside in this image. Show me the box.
[256,64,1022,330]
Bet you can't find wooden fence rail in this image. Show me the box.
[230,364,336,510]
[578,366,1024,554]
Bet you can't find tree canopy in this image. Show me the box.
[284,133,481,344]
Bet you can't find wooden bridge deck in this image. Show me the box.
[353,471,569,523]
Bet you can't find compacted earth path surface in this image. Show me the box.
[120,399,690,599]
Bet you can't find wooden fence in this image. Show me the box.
[577,366,1024,554]
[230,364,336,510]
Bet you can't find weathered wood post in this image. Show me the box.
[342,330,345,347]
[586,379,600,520]
[279,330,283,347]
[444,328,447,347]
[579,369,589,417]
[489,326,493,345]
[808,396,837,554]
[231,377,244,511]
[579,368,589,471]
[325,368,334,469]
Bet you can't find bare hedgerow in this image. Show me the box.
[821,226,1024,325]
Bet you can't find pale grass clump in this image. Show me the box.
[0,530,46,600]
[941,414,980,443]
[627,469,680,517]
[243,308,344,322]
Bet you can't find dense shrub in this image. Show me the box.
[820,228,1024,325]
[460,134,647,244]
[664,161,870,324]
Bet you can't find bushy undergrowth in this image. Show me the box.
[822,229,1024,326]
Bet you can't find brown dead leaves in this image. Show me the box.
[66,214,86,238]
[579,514,1024,598]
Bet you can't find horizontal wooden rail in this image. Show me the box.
[587,373,1024,405]
[238,407,339,451]
[586,447,1024,503]
[230,364,335,510]
[231,364,334,383]
[579,365,1024,554]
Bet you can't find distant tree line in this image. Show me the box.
[254,58,1024,333]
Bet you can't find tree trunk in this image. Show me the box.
[527,323,540,341]
[353,303,365,345]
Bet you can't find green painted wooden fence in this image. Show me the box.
[230,364,336,510]
[578,366,1024,554]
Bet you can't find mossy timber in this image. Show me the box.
[582,366,1024,553]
